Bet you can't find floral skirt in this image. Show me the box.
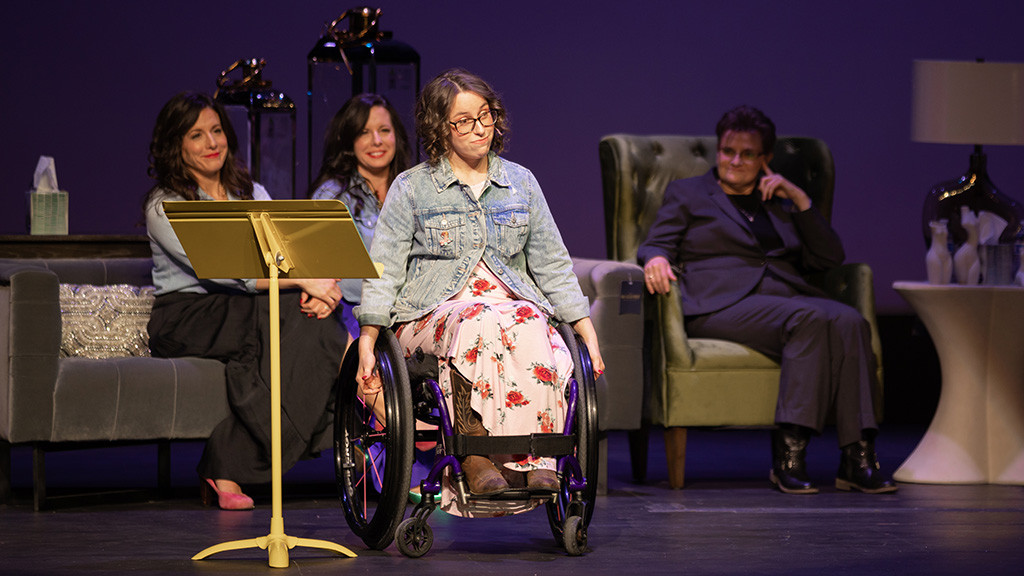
[396,262,573,469]
[395,263,574,517]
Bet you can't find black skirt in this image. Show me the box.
[148,290,345,484]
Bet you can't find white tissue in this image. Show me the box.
[33,155,59,192]
[977,210,1008,245]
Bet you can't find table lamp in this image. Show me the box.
[912,59,1024,248]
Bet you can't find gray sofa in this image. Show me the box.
[0,258,228,510]
[1,255,643,509]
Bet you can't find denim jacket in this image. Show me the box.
[312,174,380,304]
[355,153,589,327]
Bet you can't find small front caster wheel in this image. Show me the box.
[395,517,433,558]
[563,514,587,556]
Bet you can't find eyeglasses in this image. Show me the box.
[449,110,497,135]
[719,147,763,163]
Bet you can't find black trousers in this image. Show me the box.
[685,275,879,448]
[148,290,345,484]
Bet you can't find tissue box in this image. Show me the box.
[980,244,1018,285]
[29,190,69,235]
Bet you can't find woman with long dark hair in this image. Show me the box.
[144,91,346,510]
[311,93,410,339]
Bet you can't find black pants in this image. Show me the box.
[685,275,878,447]
[148,290,345,484]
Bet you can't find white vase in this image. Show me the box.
[954,206,981,285]
[926,219,952,284]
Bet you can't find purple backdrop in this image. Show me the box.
[3,1,1023,313]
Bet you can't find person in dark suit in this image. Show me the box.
[637,105,896,494]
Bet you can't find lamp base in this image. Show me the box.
[922,146,1024,247]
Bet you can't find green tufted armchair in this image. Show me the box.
[598,134,883,488]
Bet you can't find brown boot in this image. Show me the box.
[452,369,509,495]
[527,469,559,491]
[461,455,509,495]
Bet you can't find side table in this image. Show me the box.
[893,281,1024,484]
[0,235,151,259]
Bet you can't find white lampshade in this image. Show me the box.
[912,60,1024,146]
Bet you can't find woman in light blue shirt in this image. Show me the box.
[355,70,604,501]
[310,93,410,338]
[144,92,347,510]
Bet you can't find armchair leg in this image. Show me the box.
[0,440,11,505]
[628,423,650,483]
[664,426,687,489]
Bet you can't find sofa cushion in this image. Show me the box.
[59,284,155,358]
[52,356,229,442]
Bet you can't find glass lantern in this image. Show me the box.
[307,6,420,191]
[215,58,297,199]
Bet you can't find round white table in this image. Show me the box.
[893,281,1024,484]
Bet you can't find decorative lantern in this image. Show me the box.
[215,58,297,199]
[307,7,420,189]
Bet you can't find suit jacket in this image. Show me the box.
[637,170,846,316]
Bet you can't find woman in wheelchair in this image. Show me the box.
[353,68,604,498]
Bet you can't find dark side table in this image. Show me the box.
[0,235,151,259]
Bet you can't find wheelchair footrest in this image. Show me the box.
[467,488,558,501]
[449,433,576,457]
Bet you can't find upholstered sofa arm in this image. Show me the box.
[570,257,645,430]
[571,257,644,303]
[0,265,62,442]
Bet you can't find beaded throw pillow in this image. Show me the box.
[59,284,155,358]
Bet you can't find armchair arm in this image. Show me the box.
[0,265,61,442]
[811,262,884,415]
[650,284,695,370]
[815,263,881,359]
[571,257,645,430]
[813,262,877,319]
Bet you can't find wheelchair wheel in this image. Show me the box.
[546,325,599,549]
[334,329,414,550]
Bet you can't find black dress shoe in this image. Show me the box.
[836,439,898,494]
[770,426,818,494]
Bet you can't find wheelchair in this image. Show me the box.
[333,323,598,557]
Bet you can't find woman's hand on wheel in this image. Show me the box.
[357,325,382,394]
[572,317,605,377]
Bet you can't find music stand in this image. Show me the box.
[164,199,379,567]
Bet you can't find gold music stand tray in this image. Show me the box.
[164,199,380,568]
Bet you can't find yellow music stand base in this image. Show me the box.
[192,518,356,568]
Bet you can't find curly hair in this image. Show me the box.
[309,93,411,197]
[415,68,509,165]
[144,91,253,205]
[715,105,776,155]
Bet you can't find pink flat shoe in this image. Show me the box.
[200,478,254,511]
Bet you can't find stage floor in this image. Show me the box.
[3,426,1022,575]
